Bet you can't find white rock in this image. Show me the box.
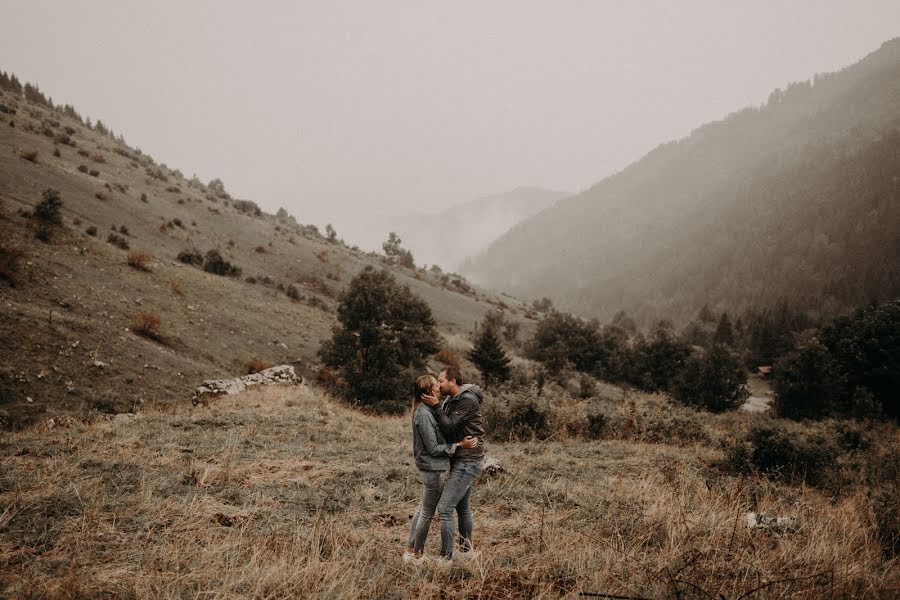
[193,365,301,405]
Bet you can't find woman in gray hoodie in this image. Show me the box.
[403,374,477,562]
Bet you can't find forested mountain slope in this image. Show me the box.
[464,38,900,324]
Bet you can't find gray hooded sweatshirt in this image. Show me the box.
[432,383,486,462]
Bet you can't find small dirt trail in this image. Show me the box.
[741,374,773,412]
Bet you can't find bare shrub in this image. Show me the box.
[85,226,97,236]
[435,348,461,367]
[0,246,24,286]
[132,312,163,341]
[127,251,153,272]
[78,165,89,173]
[246,359,274,375]
[89,169,100,177]
[92,153,106,163]
[20,149,38,162]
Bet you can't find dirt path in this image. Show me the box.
[741,374,773,412]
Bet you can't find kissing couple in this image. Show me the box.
[402,366,486,565]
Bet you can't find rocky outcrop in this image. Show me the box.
[193,365,300,405]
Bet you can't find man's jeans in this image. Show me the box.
[436,460,483,558]
[406,469,443,552]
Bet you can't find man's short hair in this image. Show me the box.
[440,366,464,386]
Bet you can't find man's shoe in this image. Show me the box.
[455,548,479,562]
[433,555,454,567]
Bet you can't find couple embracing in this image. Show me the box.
[403,366,486,565]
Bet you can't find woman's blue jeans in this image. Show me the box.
[436,460,483,558]
[406,469,443,553]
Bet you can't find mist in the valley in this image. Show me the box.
[2,1,899,269]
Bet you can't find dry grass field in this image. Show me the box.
[1,382,896,599]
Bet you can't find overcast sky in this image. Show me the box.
[3,1,900,248]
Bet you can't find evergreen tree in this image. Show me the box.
[469,319,511,387]
[9,74,22,95]
[528,311,603,374]
[820,299,900,420]
[672,345,749,412]
[638,321,692,392]
[319,267,437,410]
[698,304,716,323]
[773,341,845,420]
[714,312,734,346]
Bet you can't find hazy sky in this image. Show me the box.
[3,1,900,248]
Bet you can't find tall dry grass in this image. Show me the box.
[0,384,896,598]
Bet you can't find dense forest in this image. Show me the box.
[464,38,900,326]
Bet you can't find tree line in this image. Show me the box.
[317,266,898,423]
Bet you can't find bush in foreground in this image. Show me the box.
[720,422,839,487]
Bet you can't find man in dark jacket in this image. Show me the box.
[422,366,486,562]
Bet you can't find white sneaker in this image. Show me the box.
[433,555,454,567]
[455,549,479,562]
[402,552,426,564]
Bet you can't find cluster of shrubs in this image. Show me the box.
[177,248,241,277]
[107,233,129,250]
[243,275,330,311]
[772,300,899,421]
[483,376,711,447]
[525,311,747,413]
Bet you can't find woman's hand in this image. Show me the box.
[421,393,440,407]
[458,436,478,449]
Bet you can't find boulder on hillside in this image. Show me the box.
[193,364,300,405]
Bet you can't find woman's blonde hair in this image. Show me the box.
[412,374,437,408]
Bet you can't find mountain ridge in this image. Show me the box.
[463,37,900,325]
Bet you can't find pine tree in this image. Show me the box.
[698,304,716,323]
[319,267,438,410]
[714,312,734,346]
[469,320,511,387]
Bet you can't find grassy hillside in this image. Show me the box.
[0,383,896,598]
[465,38,900,325]
[0,84,536,429]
